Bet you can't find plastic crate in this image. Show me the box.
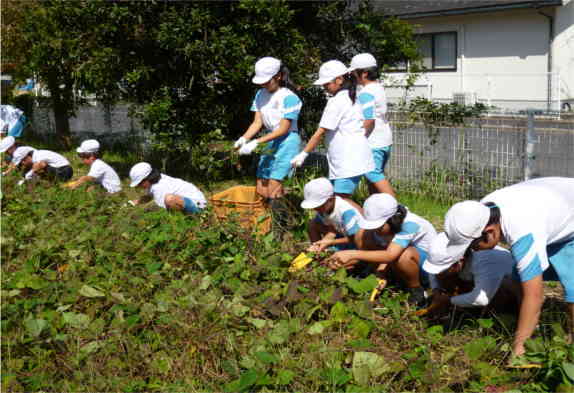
[209,185,271,235]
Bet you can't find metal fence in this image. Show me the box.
[28,104,573,200]
[386,111,574,200]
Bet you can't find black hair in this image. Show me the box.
[387,204,407,234]
[354,66,379,81]
[341,73,357,104]
[483,202,501,226]
[78,151,101,159]
[144,168,161,184]
[277,65,298,92]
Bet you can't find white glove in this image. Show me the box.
[239,140,259,155]
[290,151,308,167]
[234,137,247,149]
[24,170,35,180]
[17,179,26,186]
[127,200,137,207]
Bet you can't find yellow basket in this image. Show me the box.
[209,186,271,235]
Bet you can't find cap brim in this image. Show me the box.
[313,77,333,86]
[347,66,357,73]
[130,179,142,188]
[252,75,272,84]
[358,217,387,230]
[422,258,456,275]
[76,147,86,153]
[444,240,472,264]
[301,197,328,209]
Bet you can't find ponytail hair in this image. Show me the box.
[483,202,501,226]
[341,73,357,103]
[387,204,408,234]
[355,66,380,81]
[277,65,298,92]
[144,168,161,185]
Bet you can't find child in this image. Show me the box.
[422,232,521,315]
[128,162,206,214]
[348,53,395,197]
[234,57,302,204]
[65,139,121,193]
[0,105,27,138]
[290,60,374,199]
[442,177,574,359]
[300,177,363,252]
[330,193,437,305]
[12,146,73,183]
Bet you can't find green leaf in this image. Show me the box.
[563,362,574,382]
[81,341,104,354]
[352,352,389,385]
[477,318,494,329]
[79,284,105,298]
[224,369,258,392]
[199,275,212,290]
[247,318,266,329]
[346,275,379,294]
[463,336,497,360]
[24,318,48,338]
[62,312,91,329]
[330,302,348,323]
[308,320,332,335]
[321,367,352,386]
[254,351,278,365]
[275,369,295,385]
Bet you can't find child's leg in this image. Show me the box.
[364,147,395,197]
[392,246,422,288]
[164,194,201,214]
[267,179,285,199]
[256,178,269,199]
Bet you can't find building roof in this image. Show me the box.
[379,0,564,19]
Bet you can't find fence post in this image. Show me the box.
[524,110,537,180]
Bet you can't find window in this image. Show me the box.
[416,32,457,71]
[388,31,457,72]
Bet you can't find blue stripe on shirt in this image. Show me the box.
[284,109,300,120]
[362,107,374,119]
[518,254,543,282]
[358,92,375,105]
[341,210,359,236]
[283,95,301,108]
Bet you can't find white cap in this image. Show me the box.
[300,178,334,209]
[129,162,152,187]
[359,193,398,230]
[314,60,348,85]
[444,200,490,259]
[76,139,100,154]
[348,53,377,72]
[252,57,281,84]
[0,136,15,153]
[422,232,465,274]
[12,146,35,166]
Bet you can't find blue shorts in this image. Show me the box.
[257,132,301,181]
[8,115,26,138]
[548,238,574,303]
[183,197,201,214]
[331,176,362,195]
[364,146,392,184]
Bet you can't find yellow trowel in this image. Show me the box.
[288,252,313,272]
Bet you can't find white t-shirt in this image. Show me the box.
[251,87,301,133]
[148,174,207,210]
[356,82,392,149]
[32,150,70,168]
[315,196,363,237]
[87,159,121,194]
[429,247,516,307]
[319,89,375,179]
[481,177,574,283]
[0,105,24,133]
[374,209,437,252]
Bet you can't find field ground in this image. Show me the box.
[1,141,573,392]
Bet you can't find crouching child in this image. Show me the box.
[128,162,206,214]
[12,146,73,185]
[65,139,121,194]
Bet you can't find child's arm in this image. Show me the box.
[257,118,291,144]
[31,160,48,174]
[302,127,326,153]
[2,163,17,176]
[331,242,405,269]
[67,176,96,189]
[240,111,264,141]
[131,194,153,206]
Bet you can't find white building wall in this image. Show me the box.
[554,0,574,106]
[387,6,571,111]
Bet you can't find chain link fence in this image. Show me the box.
[28,103,573,201]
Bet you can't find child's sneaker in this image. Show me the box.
[406,287,427,308]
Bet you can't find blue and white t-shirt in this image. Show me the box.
[375,210,437,252]
[0,105,24,135]
[356,82,392,149]
[148,174,207,210]
[314,196,363,238]
[481,177,574,283]
[250,87,301,133]
[319,89,374,179]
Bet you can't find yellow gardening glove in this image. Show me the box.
[289,252,313,273]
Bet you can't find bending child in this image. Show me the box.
[65,139,121,193]
[330,193,437,306]
[128,162,206,214]
[300,178,363,253]
[12,146,73,184]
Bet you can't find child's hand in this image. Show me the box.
[328,250,359,270]
[307,239,331,253]
[233,137,247,149]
